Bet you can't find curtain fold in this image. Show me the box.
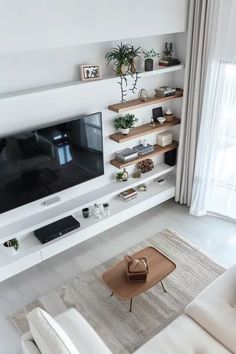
[175,0,216,205]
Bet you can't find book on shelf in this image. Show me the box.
[133,144,154,155]
[115,148,138,162]
[155,86,176,98]
[119,188,138,201]
[159,58,181,67]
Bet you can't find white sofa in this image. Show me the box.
[22,264,236,354]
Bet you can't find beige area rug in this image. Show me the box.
[10,229,225,354]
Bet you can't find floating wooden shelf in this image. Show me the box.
[108,94,183,113]
[109,117,180,143]
[110,141,178,169]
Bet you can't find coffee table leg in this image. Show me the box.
[129,298,133,312]
[160,281,167,293]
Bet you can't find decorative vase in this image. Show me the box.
[122,168,129,181]
[103,203,110,217]
[92,204,101,219]
[119,64,128,76]
[120,128,130,135]
[3,243,18,256]
[145,58,153,71]
[82,207,89,218]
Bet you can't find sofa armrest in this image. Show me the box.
[185,264,236,353]
[21,332,41,354]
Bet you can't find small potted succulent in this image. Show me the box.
[143,49,159,71]
[3,238,19,256]
[116,171,125,182]
[114,114,138,135]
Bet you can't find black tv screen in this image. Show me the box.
[0,112,104,214]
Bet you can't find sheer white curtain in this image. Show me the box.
[190,0,236,220]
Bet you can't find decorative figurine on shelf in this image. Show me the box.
[164,42,174,59]
[137,159,154,173]
[103,203,110,217]
[138,183,147,192]
[142,139,148,147]
[149,117,156,127]
[92,203,101,219]
[138,88,148,102]
[122,168,129,181]
[164,108,174,122]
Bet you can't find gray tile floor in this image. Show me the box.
[0,199,235,354]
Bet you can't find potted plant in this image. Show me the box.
[143,49,159,71]
[116,171,124,182]
[114,114,138,135]
[105,43,141,76]
[3,238,19,256]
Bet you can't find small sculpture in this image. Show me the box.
[138,88,148,102]
[137,159,154,173]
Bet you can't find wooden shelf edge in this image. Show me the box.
[109,117,180,143]
[110,141,178,169]
[108,94,183,113]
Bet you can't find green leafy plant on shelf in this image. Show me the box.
[142,49,159,59]
[114,114,138,135]
[116,171,125,182]
[3,238,20,254]
[105,43,141,102]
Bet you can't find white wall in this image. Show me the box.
[0,0,187,54]
[0,1,187,225]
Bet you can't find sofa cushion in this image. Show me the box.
[27,308,79,354]
[55,308,111,354]
[133,314,230,354]
[185,264,236,353]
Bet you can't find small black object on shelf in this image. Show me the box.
[82,208,90,218]
[164,149,177,166]
[152,107,163,122]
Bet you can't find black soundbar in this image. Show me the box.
[34,215,80,244]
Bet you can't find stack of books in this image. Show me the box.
[157,131,173,147]
[115,148,138,162]
[155,86,176,98]
[133,144,154,156]
[119,188,137,202]
[159,58,180,66]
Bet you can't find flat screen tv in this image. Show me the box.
[0,112,104,214]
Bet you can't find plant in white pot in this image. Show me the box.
[3,238,19,256]
[114,114,138,135]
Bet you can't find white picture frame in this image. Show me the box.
[80,64,101,81]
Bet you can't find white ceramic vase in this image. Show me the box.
[120,128,130,135]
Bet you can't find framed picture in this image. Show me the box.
[80,65,101,81]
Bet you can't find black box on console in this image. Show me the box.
[34,215,80,244]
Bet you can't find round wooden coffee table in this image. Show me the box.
[101,246,176,312]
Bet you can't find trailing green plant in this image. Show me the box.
[4,238,19,251]
[105,43,141,102]
[105,43,141,75]
[113,114,138,130]
[143,49,159,59]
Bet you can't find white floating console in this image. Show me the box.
[0,163,175,282]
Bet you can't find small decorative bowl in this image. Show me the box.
[157,117,166,125]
